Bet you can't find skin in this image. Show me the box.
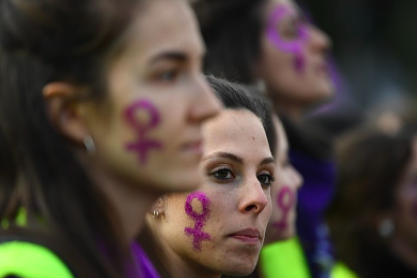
[256,0,334,119]
[149,110,275,278]
[43,0,221,242]
[388,137,417,270]
[264,115,303,244]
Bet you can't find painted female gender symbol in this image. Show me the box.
[124,99,163,165]
[184,192,211,251]
[266,5,309,73]
[274,186,295,231]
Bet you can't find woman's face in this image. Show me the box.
[392,137,417,250]
[265,115,303,244]
[256,0,333,110]
[154,110,274,276]
[83,0,221,193]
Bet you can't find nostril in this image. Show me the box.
[245,205,257,212]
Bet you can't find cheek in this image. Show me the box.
[184,191,212,252]
[123,99,163,165]
[272,186,296,231]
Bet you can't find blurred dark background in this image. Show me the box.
[304,0,417,119]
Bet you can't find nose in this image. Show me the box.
[238,177,269,214]
[188,74,222,123]
[309,25,332,53]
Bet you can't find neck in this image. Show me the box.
[86,156,158,245]
[273,102,303,121]
[390,237,417,271]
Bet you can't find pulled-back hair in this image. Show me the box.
[0,0,141,276]
[206,76,276,155]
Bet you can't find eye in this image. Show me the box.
[211,168,235,181]
[280,16,306,40]
[258,173,275,187]
[155,69,181,83]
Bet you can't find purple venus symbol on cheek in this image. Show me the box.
[184,192,211,251]
[124,99,163,165]
[274,186,295,231]
[266,5,309,73]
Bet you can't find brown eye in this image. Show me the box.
[211,168,234,181]
[258,174,275,187]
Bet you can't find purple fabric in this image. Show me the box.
[291,149,336,278]
[131,243,161,278]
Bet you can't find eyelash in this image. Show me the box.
[210,168,275,187]
[155,68,181,83]
[211,167,235,182]
[258,173,275,187]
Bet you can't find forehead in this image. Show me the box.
[203,110,271,158]
[122,0,204,59]
[264,0,298,17]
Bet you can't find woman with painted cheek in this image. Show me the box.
[257,0,333,116]
[328,129,417,278]
[142,77,275,278]
[196,0,333,117]
[0,0,220,277]
[264,115,303,243]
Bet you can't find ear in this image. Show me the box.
[148,196,167,218]
[43,82,89,145]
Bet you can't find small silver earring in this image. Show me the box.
[379,218,394,238]
[153,210,159,219]
[83,135,96,155]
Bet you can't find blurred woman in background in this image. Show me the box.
[0,0,220,277]
[328,127,417,278]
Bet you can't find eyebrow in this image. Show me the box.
[150,51,188,65]
[260,157,275,166]
[203,152,244,164]
[203,152,275,166]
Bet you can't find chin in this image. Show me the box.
[222,265,257,277]
[220,256,259,276]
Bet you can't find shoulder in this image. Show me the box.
[0,240,75,278]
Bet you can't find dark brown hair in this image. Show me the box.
[193,0,268,84]
[0,0,142,277]
[326,128,412,274]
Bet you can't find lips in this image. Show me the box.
[228,228,262,244]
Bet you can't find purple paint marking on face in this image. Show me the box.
[184,191,211,251]
[124,100,163,164]
[273,186,295,231]
[266,5,309,73]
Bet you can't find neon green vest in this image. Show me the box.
[0,209,75,278]
[260,237,311,278]
[0,241,74,278]
[331,263,359,278]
